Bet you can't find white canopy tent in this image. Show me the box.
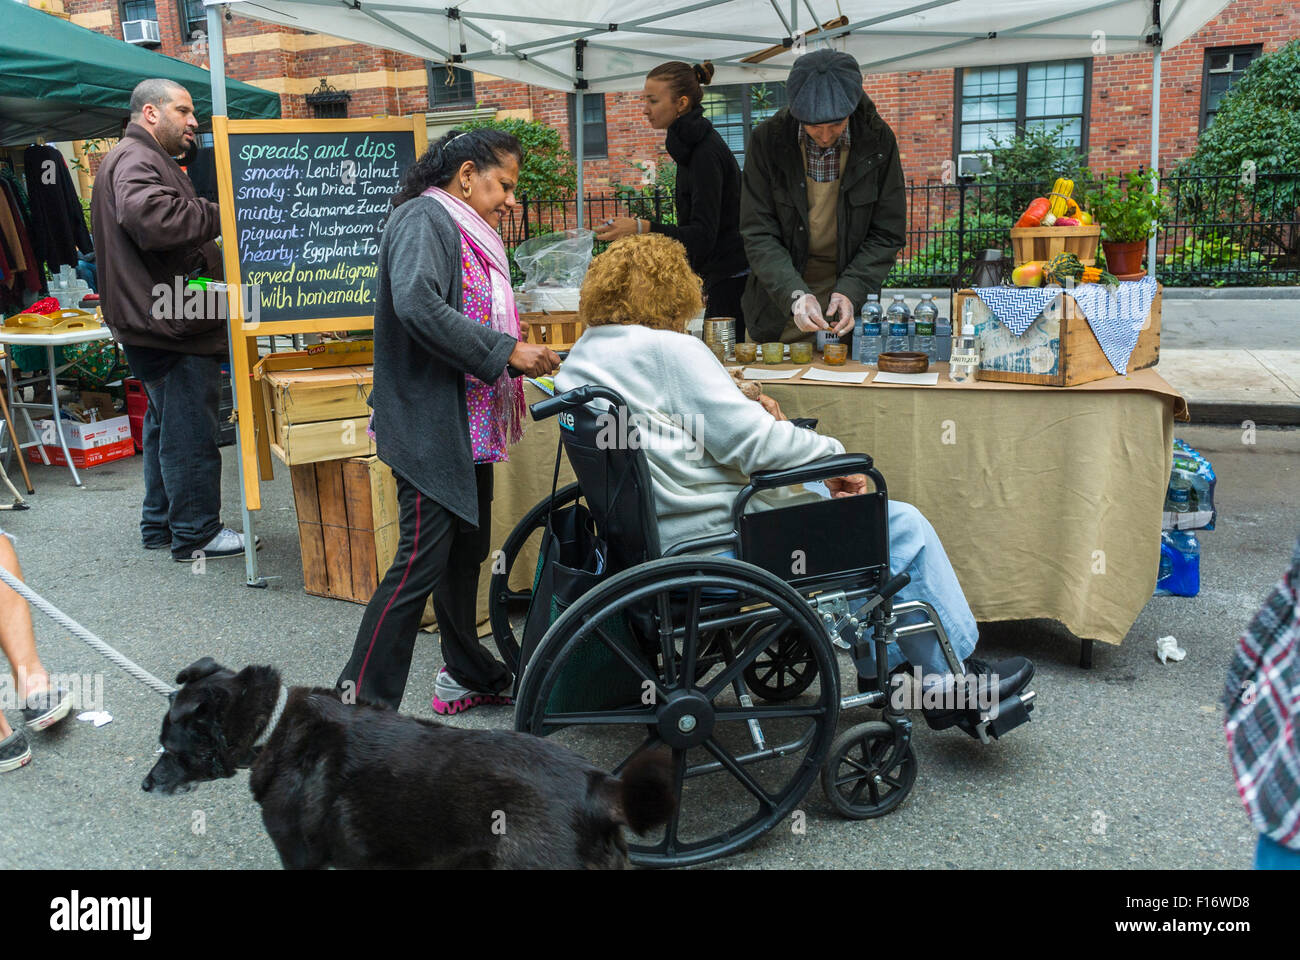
[203,0,1230,257]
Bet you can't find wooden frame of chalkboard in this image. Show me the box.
[213,115,427,511]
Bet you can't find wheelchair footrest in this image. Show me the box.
[968,689,1036,744]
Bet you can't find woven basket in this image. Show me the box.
[521,311,585,351]
[1009,225,1101,266]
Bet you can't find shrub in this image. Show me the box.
[461,115,576,199]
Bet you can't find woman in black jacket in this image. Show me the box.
[595,61,750,339]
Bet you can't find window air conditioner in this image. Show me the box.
[957,153,993,178]
[122,19,161,46]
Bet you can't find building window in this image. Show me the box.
[1200,45,1261,131]
[305,78,351,120]
[956,59,1089,155]
[120,0,157,22]
[428,65,476,110]
[567,93,607,159]
[177,0,206,42]
[702,82,787,168]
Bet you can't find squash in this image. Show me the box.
[1055,217,1081,227]
[1081,266,1102,283]
[1045,251,1085,284]
[1015,197,1051,228]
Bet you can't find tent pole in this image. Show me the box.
[1147,11,1161,281]
[206,5,228,115]
[575,90,585,229]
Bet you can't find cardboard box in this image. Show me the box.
[953,287,1161,387]
[28,416,134,468]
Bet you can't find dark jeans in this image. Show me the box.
[138,353,223,559]
[336,464,509,710]
[705,274,748,343]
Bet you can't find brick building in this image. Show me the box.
[45,0,1300,189]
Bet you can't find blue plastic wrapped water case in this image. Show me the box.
[1155,530,1200,597]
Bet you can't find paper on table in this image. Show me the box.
[741,367,803,380]
[873,371,940,385]
[800,367,870,384]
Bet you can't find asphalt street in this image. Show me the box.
[0,422,1296,870]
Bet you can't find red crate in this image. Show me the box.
[125,378,148,452]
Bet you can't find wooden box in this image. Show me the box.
[260,364,375,465]
[953,286,1161,387]
[1009,225,1101,266]
[290,456,399,604]
[522,311,584,351]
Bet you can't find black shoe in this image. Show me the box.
[0,726,32,772]
[922,656,1035,731]
[856,663,911,695]
[23,684,72,731]
[143,540,170,550]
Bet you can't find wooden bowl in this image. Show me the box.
[877,351,930,374]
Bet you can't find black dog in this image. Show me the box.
[142,657,675,869]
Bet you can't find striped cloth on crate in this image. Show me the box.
[973,277,1158,375]
[1224,534,1300,849]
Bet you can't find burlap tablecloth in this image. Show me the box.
[471,366,1187,649]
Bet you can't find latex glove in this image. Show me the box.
[827,292,855,336]
[825,474,868,498]
[792,293,829,333]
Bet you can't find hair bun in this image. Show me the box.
[694,61,715,86]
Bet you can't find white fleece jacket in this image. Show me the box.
[555,324,844,551]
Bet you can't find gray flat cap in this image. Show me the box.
[787,48,863,124]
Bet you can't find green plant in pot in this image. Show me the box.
[1084,169,1167,279]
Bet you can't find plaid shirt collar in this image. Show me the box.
[799,124,851,183]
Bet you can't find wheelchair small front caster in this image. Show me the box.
[820,721,917,820]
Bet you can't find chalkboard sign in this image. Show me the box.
[222,127,418,325]
[212,116,427,512]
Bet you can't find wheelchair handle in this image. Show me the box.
[529,383,629,421]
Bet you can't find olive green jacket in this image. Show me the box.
[739,97,907,343]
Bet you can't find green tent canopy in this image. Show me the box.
[0,2,280,145]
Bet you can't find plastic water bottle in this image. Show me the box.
[884,294,911,353]
[1155,530,1200,597]
[913,293,938,362]
[856,294,883,364]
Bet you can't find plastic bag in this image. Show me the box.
[1162,438,1217,531]
[512,229,595,291]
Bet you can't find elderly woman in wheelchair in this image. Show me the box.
[498,235,1036,866]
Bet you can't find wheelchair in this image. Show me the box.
[489,384,1036,868]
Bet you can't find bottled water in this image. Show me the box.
[884,294,911,353]
[913,293,938,361]
[1154,530,1200,597]
[856,294,883,364]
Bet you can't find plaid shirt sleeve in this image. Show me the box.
[798,127,850,183]
[1223,533,1300,848]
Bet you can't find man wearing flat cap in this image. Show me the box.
[740,48,906,344]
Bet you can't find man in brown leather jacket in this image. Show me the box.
[92,80,248,562]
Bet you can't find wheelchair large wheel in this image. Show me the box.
[515,556,839,869]
[820,721,916,821]
[489,482,583,674]
[742,622,818,702]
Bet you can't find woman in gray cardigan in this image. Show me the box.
[336,129,560,714]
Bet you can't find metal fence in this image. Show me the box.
[503,171,1300,288]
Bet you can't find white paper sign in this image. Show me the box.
[800,367,870,384]
[873,371,940,385]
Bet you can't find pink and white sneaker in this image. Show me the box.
[432,667,513,716]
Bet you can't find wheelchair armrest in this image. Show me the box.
[749,453,875,490]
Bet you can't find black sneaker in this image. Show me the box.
[922,656,1035,730]
[0,727,32,772]
[23,684,72,731]
[173,528,262,562]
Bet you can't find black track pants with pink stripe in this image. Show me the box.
[335,464,511,710]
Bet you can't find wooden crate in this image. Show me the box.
[1009,225,1101,266]
[953,286,1161,387]
[522,311,584,351]
[260,364,375,465]
[290,456,399,603]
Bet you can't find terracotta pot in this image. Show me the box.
[1102,240,1147,279]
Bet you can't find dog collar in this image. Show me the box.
[254,685,289,748]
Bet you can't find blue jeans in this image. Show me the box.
[1255,834,1300,869]
[724,498,979,679]
[139,354,224,558]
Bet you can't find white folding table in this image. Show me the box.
[0,325,115,487]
